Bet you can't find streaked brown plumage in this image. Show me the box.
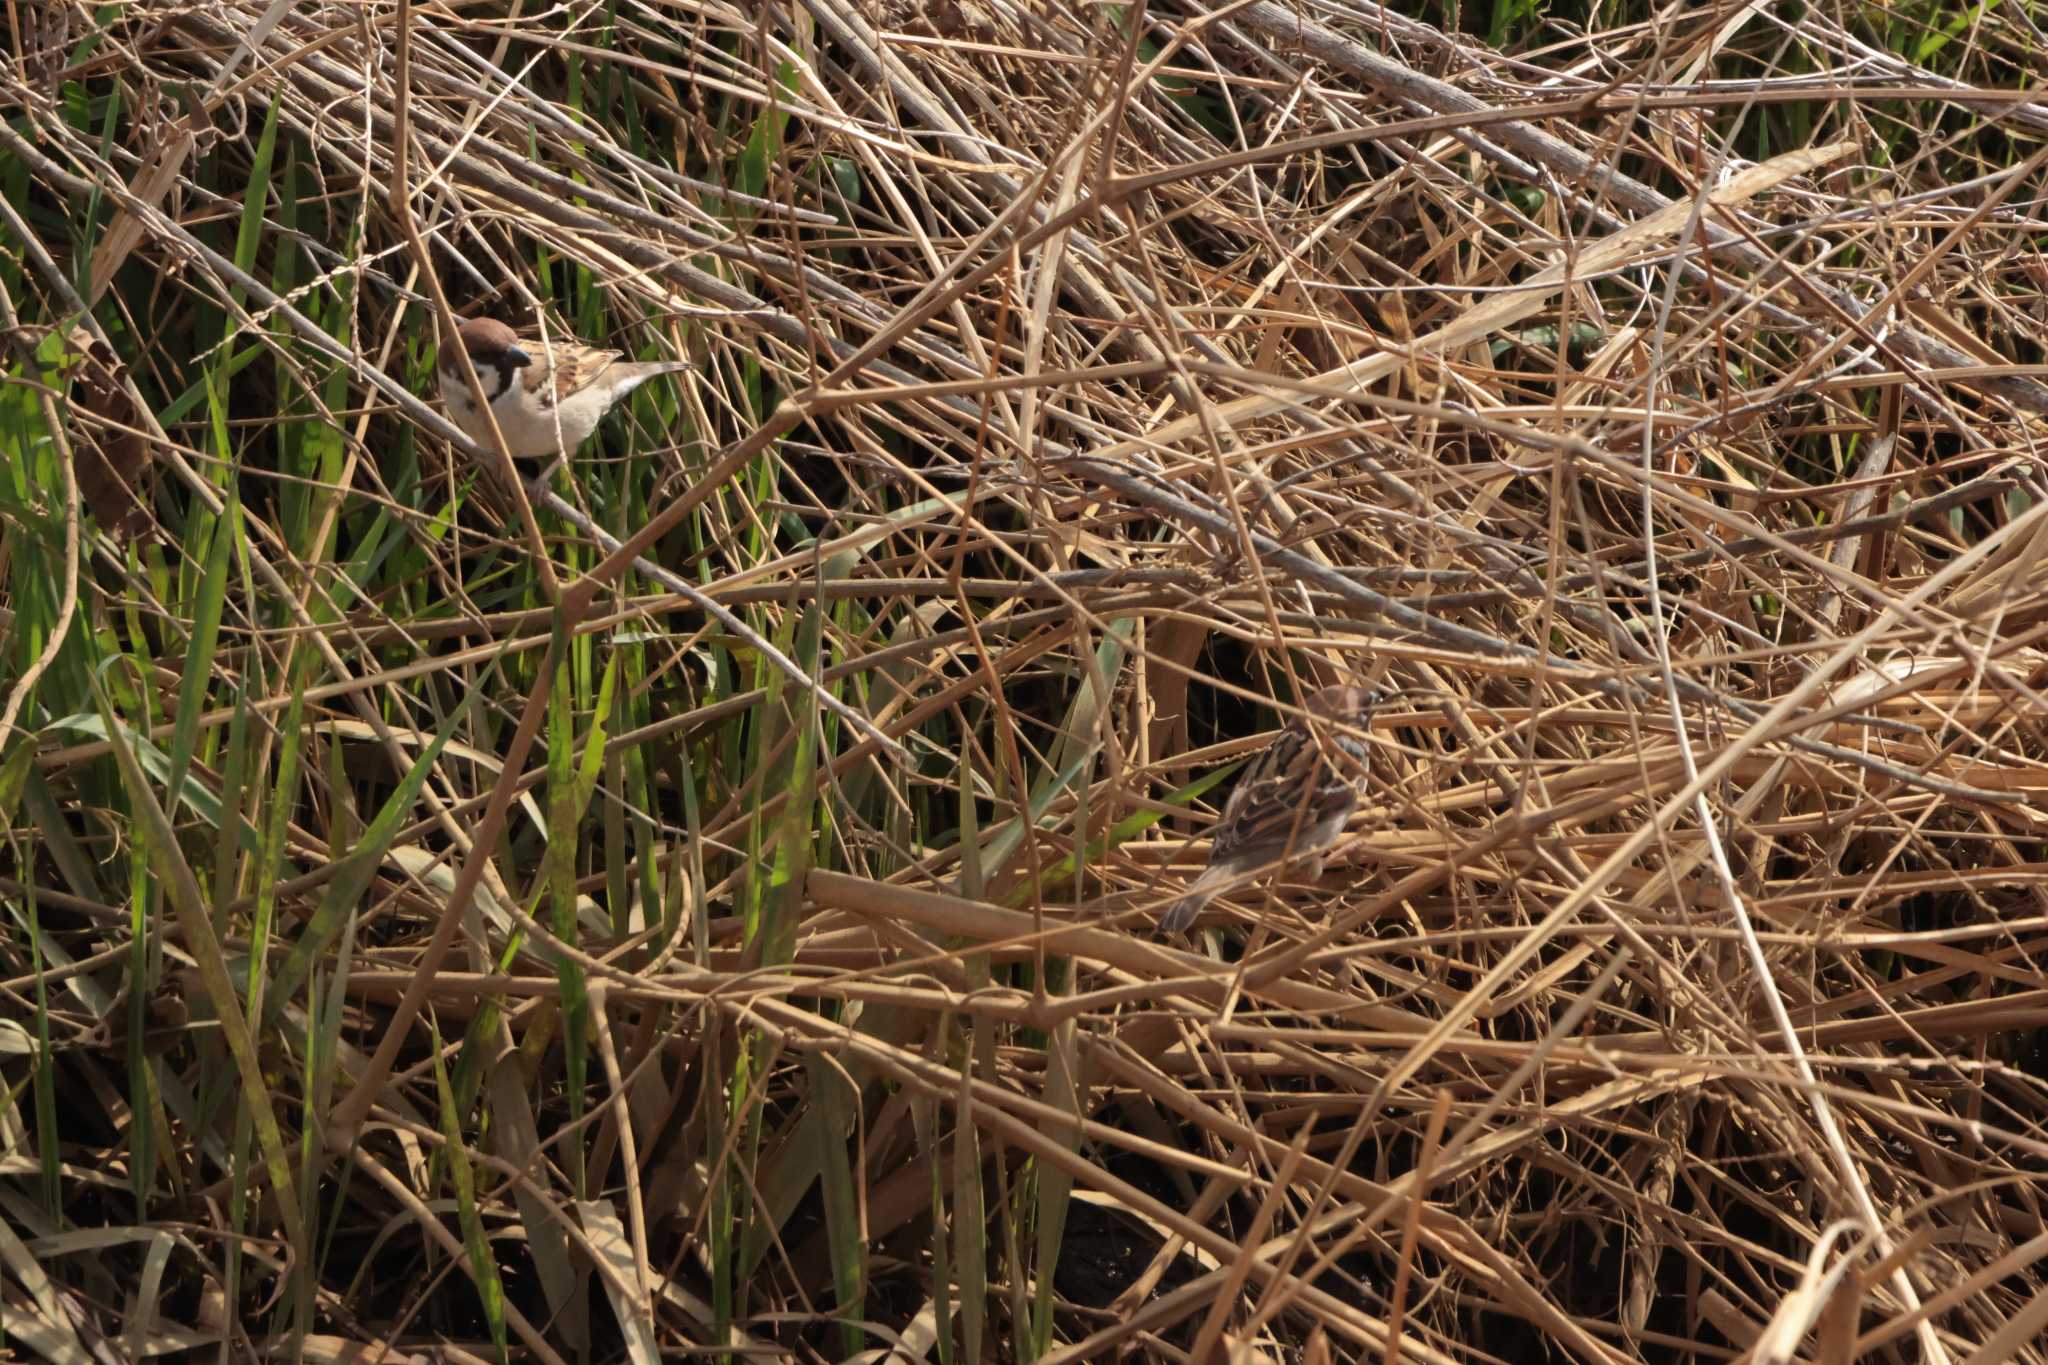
[1158,686,1379,935]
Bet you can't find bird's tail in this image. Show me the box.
[1156,889,1210,936]
[1159,863,1231,936]
[617,361,694,397]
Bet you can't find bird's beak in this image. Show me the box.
[504,344,533,369]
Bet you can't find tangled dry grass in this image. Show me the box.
[7,0,2048,1361]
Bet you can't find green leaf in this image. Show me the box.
[431,1019,510,1363]
[0,734,37,834]
[44,711,227,831]
[164,489,236,845]
[808,1053,867,1360]
[263,697,475,1021]
[546,623,590,1197]
[1005,756,1244,907]
[92,673,306,1250]
[734,60,798,203]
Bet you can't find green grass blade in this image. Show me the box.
[92,672,306,1250]
[546,632,591,1199]
[264,696,473,1021]
[431,1019,510,1364]
[808,1052,867,1360]
[163,488,235,828]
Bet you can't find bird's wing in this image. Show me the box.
[528,341,624,407]
[1207,719,1367,867]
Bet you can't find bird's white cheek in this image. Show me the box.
[441,377,503,444]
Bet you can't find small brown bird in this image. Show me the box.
[1158,685,1379,935]
[438,317,689,460]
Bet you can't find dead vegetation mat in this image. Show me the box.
[6,0,2048,1361]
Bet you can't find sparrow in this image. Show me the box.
[437,317,689,460]
[1158,685,1379,936]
